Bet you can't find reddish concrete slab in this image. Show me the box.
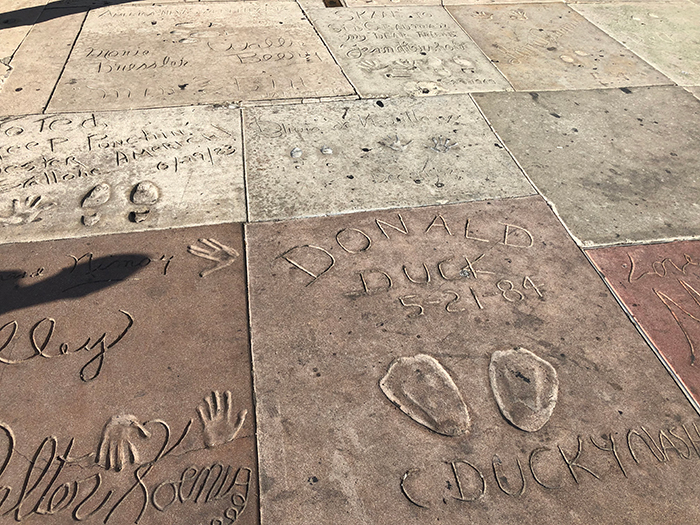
[588,241,700,407]
[0,223,257,525]
[247,196,700,525]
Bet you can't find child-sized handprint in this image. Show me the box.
[0,196,55,226]
[187,238,239,277]
[198,390,247,448]
[96,415,151,472]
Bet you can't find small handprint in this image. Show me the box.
[198,390,247,449]
[0,196,55,226]
[430,136,458,153]
[187,238,239,277]
[96,415,151,472]
[380,135,412,152]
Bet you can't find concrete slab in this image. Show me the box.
[447,3,672,91]
[0,8,85,117]
[686,85,700,99]
[0,223,257,524]
[0,105,244,243]
[345,0,441,6]
[588,240,700,407]
[243,95,534,221]
[573,2,700,86]
[47,2,354,112]
[445,0,562,4]
[472,86,700,246]
[0,0,47,63]
[247,196,700,525]
[306,6,512,97]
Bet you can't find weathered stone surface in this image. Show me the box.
[0,0,47,63]
[588,240,700,408]
[448,3,671,91]
[0,8,85,117]
[380,354,471,436]
[489,347,558,432]
[0,106,244,243]
[47,2,354,112]
[445,0,562,4]
[0,223,257,524]
[473,86,700,246]
[573,2,700,86]
[687,85,700,99]
[345,0,441,6]
[244,95,533,221]
[247,196,700,525]
[307,6,511,98]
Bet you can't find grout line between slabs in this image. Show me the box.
[582,248,700,417]
[42,8,89,114]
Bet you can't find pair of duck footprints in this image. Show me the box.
[380,348,558,436]
[81,181,160,226]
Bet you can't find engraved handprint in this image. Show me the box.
[198,390,247,449]
[96,415,151,472]
[430,136,458,153]
[187,238,239,277]
[0,196,55,226]
[380,135,412,152]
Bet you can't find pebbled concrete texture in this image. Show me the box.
[244,95,534,221]
[572,2,700,86]
[448,3,672,91]
[247,196,700,525]
[473,86,700,247]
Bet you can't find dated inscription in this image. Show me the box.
[0,108,244,241]
[279,212,539,317]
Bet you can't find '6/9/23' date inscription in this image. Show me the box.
[0,310,133,382]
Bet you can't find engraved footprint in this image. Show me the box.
[380,354,471,437]
[81,182,111,226]
[489,347,558,432]
[129,181,159,223]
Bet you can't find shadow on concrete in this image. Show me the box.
[0,0,138,32]
[0,252,149,316]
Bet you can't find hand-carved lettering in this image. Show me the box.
[627,428,666,463]
[399,295,423,317]
[345,269,392,297]
[402,263,430,284]
[375,214,408,239]
[557,436,600,484]
[400,469,429,509]
[464,218,489,243]
[492,455,525,497]
[653,280,700,364]
[0,310,134,382]
[497,279,524,302]
[425,214,452,236]
[627,252,699,283]
[529,447,561,489]
[658,429,691,460]
[590,434,627,478]
[681,423,700,458]
[335,228,372,254]
[501,223,534,248]
[448,460,485,502]
[279,245,335,286]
